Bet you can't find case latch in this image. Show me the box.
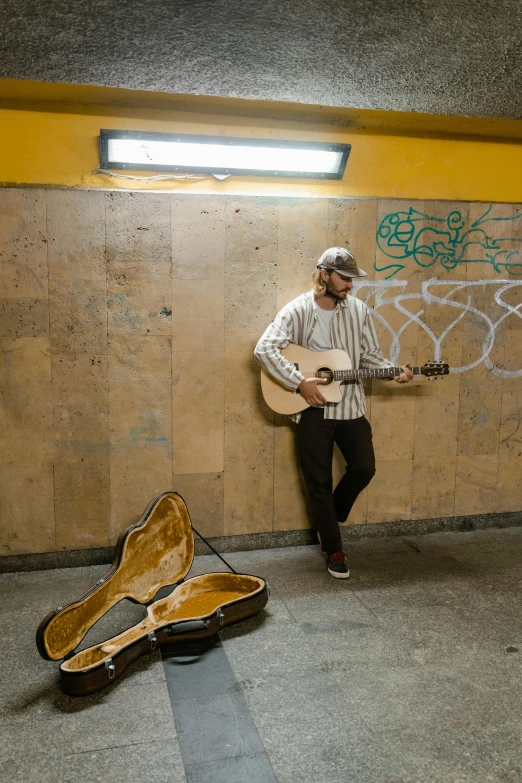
[217,609,225,626]
[148,631,157,650]
[105,658,116,679]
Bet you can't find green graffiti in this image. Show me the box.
[375,205,522,279]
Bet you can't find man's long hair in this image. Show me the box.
[311,268,329,297]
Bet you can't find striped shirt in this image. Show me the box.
[254,291,397,422]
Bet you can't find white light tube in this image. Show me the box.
[107,139,344,175]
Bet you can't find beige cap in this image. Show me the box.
[316,247,367,278]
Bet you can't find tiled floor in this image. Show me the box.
[1,527,521,783]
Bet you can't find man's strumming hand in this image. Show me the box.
[298,378,328,406]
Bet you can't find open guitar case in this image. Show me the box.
[36,491,268,696]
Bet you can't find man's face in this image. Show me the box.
[324,270,353,299]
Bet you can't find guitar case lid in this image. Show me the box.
[36,491,194,661]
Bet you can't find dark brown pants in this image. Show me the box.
[297,408,376,554]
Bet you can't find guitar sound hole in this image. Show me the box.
[317,367,334,386]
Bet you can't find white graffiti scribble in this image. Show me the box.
[352,278,522,378]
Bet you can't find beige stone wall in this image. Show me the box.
[1,189,521,555]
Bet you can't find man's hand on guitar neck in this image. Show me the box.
[298,377,328,407]
[394,363,414,384]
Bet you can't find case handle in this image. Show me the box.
[166,619,210,635]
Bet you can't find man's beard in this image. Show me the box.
[325,281,348,300]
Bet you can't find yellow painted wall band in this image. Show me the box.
[1,79,522,202]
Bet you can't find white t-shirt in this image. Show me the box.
[308,305,334,352]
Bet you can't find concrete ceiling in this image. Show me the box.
[2,0,521,119]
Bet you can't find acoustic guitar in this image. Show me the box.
[260,344,449,415]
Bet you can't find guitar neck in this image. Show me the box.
[318,367,422,381]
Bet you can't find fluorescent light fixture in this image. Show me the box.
[99,130,351,179]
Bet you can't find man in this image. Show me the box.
[254,247,413,579]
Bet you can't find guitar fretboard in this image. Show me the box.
[316,367,422,381]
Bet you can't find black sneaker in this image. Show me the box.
[326,551,350,579]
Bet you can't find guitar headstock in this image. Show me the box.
[420,360,450,380]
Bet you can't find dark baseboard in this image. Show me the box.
[1,510,521,574]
